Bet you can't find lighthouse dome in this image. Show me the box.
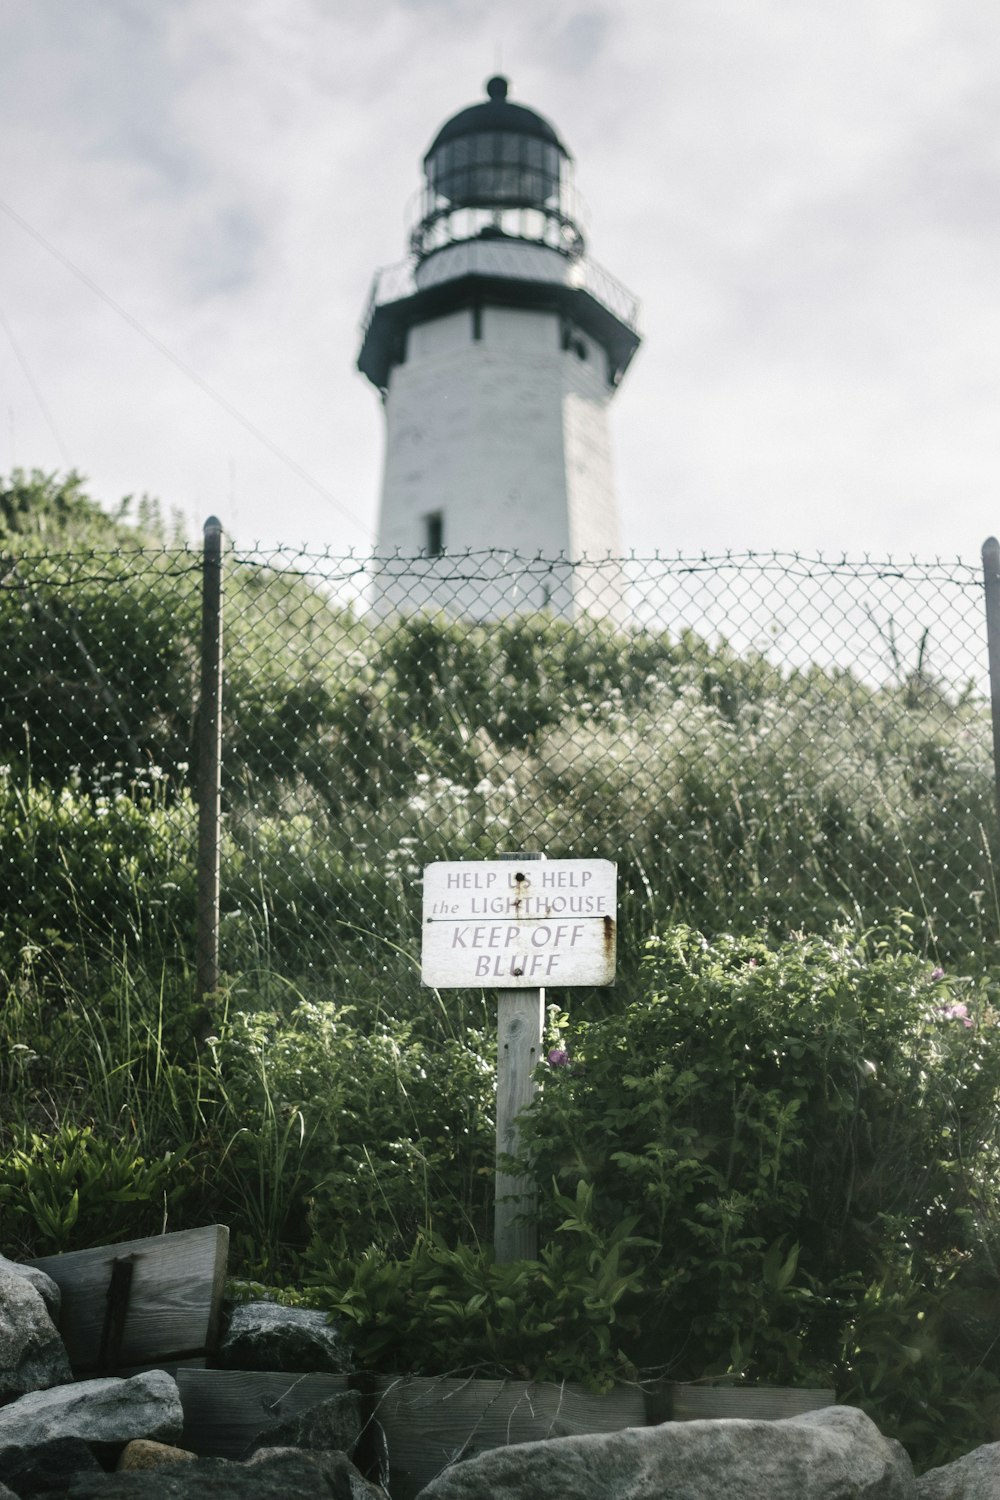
[427,76,568,157]
[423,76,569,212]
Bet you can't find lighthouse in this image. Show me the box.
[359,76,640,621]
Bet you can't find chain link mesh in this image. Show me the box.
[2,542,995,991]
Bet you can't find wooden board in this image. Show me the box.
[374,1375,646,1500]
[30,1224,229,1372]
[177,1369,351,1458]
[422,859,617,988]
[669,1383,836,1421]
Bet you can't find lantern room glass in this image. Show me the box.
[427,132,562,210]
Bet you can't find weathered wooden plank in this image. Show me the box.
[116,1356,208,1378]
[374,1375,646,1499]
[669,1383,836,1421]
[176,1369,351,1458]
[30,1225,229,1372]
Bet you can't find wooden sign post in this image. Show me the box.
[495,852,543,1264]
[421,853,617,1262]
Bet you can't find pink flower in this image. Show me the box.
[547,1048,570,1068]
[940,1002,974,1029]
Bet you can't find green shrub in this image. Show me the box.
[305,1180,652,1392]
[0,1124,183,1256]
[838,1252,1000,1469]
[201,999,497,1275]
[521,923,1000,1456]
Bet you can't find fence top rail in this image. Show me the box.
[1,537,985,578]
[225,546,984,583]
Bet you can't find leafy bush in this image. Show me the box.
[521,924,1000,1446]
[838,1253,1000,1468]
[201,998,497,1275]
[305,1181,652,1391]
[0,471,200,787]
[0,1124,182,1256]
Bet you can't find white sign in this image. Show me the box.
[421,859,617,988]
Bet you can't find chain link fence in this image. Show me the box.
[2,536,998,1000]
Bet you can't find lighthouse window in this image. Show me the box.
[424,511,445,556]
[561,320,587,360]
[429,130,561,211]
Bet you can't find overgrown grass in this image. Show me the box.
[4,481,1000,1468]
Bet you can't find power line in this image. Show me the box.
[0,195,374,539]
[0,299,72,467]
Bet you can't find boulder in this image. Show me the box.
[0,1370,183,1452]
[416,1403,915,1500]
[245,1447,389,1498]
[218,1302,353,1374]
[62,1447,387,1498]
[245,1389,363,1458]
[0,1267,72,1400]
[0,1435,104,1498]
[0,1256,61,1322]
[117,1441,197,1472]
[917,1441,1000,1498]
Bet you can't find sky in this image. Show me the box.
[1,0,998,563]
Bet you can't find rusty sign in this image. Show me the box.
[421,859,617,988]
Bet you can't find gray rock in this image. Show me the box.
[0,1484,19,1500]
[917,1441,1000,1498]
[416,1403,915,1500]
[245,1448,389,1497]
[0,1255,61,1321]
[0,1266,72,1400]
[117,1440,197,1472]
[245,1390,363,1458]
[0,1370,183,1452]
[219,1302,353,1374]
[64,1447,387,1498]
[0,1435,104,1498]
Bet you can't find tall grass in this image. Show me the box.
[2,605,999,1274]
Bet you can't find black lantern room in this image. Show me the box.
[410,76,585,260]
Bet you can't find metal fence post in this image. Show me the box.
[196,516,224,999]
[982,538,1000,841]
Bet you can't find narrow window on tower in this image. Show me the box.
[424,511,445,556]
[471,305,483,341]
[560,319,587,360]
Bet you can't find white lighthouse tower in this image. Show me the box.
[360,76,640,620]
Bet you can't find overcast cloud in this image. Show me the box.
[0,0,998,560]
